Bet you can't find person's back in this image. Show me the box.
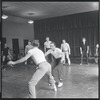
[28,47,46,65]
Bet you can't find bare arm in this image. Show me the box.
[8,53,32,65]
[45,50,51,57]
[87,46,89,54]
[44,45,46,53]
[80,47,82,54]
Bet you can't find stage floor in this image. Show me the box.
[2,63,98,98]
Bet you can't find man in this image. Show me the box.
[25,41,33,65]
[44,37,52,63]
[2,43,12,65]
[95,44,99,63]
[80,38,89,65]
[45,42,65,88]
[61,39,71,65]
[8,40,57,98]
[44,37,52,53]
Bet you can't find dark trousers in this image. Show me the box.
[46,48,52,64]
[81,51,89,64]
[51,57,64,83]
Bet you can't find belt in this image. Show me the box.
[37,61,47,66]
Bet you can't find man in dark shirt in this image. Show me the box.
[2,43,12,65]
[80,38,89,65]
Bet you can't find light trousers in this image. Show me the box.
[28,61,55,98]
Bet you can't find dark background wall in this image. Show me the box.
[34,10,99,57]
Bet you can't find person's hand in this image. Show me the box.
[7,61,15,66]
[87,51,89,54]
[61,59,65,64]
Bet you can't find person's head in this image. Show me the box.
[32,40,39,47]
[28,41,32,45]
[82,38,86,43]
[50,42,56,50]
[96,44,99,48]
[4,43,8,48]
[62,39,66,43]
[46,37,49,41]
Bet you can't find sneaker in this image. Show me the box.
[53,85,57,91]
[57,82,63,88]
[25,62,27,65]
[80,63,82,65]
[49,83,52,86]
[3,68,6,71]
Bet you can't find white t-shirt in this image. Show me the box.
[61,43,70,51]
[44,41,52,48]
[28,47,46,65]
[47,48,62,59]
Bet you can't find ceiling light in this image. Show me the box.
[28,20,34,24]
[2,14,8,19]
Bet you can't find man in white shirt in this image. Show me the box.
[95,44,99,63]
[8,40,57,98]
[61,39,71,65]
[44,37,52,63]
[45,42,65,88]
[25,41,33,65]
[44,37,52,53]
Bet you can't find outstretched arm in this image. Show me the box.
[80,47,82,54]
[87,46,89,54]
[8,53,32,65]
[44,45,46,53]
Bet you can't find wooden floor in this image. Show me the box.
[2,63,98,98]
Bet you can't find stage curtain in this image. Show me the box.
[34,11,99,57]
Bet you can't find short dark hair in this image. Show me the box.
[50,42,56,46]
[32,40,39,47]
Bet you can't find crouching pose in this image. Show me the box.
[8,40,57,98]
[45,42,65,88]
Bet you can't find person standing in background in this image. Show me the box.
[95,44,99,64]
[80,38,89,65]
[44,37,52,53]
[61,39,71,65]
[44,37,52,63]
[2,43,12,65]
[25,40,33,65]
[2,43,12,70]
